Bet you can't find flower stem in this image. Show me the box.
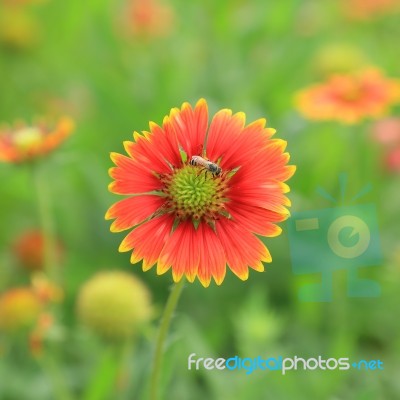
[149,278,185,400]
[32,163,58,281]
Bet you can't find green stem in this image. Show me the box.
[32,164,72,398]
[149,279,185,400]
[32,164,58,281]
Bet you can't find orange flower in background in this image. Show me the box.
[0,288,42,332]
[13,230,64,272]
[341,0,400,20]
[106,99,295,287]
[295,69,400,124]
[0,117,73,163]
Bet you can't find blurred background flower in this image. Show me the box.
[77,271,152,341]
[31,273,63,304]
[0,7,39,51]
[385,147,400,172]
[295,69,400,124]
[0,117,74,163]
[0,288,42,333]
[341,0,400,20]
[372,117,400,146]
[12,230,64,272]
[117,0,175,38]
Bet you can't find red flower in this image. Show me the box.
[106,99,295,287]
[0,117,73,163]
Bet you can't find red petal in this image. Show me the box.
[230,139,295,186]
[197,223,226,286]
[216,219,271,280]
[227,181,291,215]
[119,215,174,271]
[221,120,276,170]
[108,152,162,194]
[226,202,284,236]
[105,195,165,232]
[167,99,208,159]
[205,109,245,164]
[123,135,171,174]
[157,220,200,282]
[150,121,182,168]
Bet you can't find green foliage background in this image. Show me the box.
[0,0,399,399]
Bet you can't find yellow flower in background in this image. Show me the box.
[0,117,74,163]
[295,69,400,124]
[0,288,42,333]
[0,7,39,50]
[77,271,152,341]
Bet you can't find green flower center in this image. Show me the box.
[162,164,228,222]
[13,127,42,150]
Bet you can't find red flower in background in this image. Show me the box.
[371,117,400,173]
[13,230,64,271]
[386,147,400,172]
[106,99,295,287]
[0,117,73,163]
[121,0,174,37]
[372,117,400,146]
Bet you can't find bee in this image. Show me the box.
[190,155,222,177]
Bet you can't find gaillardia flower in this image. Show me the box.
[0,117,73,163]
[295,69,400,124]
[106,99,295,287]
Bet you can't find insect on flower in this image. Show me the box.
[190,155,222,177]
